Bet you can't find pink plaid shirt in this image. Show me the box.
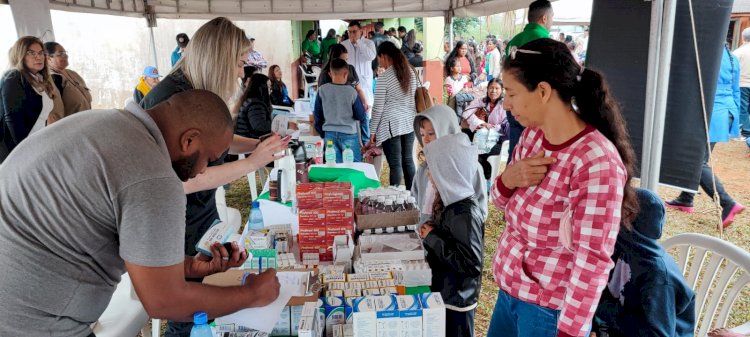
[491,125,626,337]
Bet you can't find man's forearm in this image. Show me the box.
[183,159,261,194]
[229,135,260,155]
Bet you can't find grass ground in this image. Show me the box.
[224,140,750,336]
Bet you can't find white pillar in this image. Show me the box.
[8,0,55,41]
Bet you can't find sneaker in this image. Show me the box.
[721,203,745,228]
[665,198,695,213]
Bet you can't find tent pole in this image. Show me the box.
[642,0,677,191]
[149,26,159,69]
[449,16,454,47]
[641,0,664,189]
[645,0,677,191]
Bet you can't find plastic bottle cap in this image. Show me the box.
[193,312,208,325]
[327,140,333,145]
[252,201,260,208]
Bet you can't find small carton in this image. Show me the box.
[299,209,326,227]
[344,324,354,337]
[290,305,304,335]
[352,296,378,337]
[321,297,347,337]
[298,301,319,337]
[297,183,324,209]
[418,292,446,337]
[347,273,370,282]
[396,295,422,337]
[326,208,354,227]
[271,306,291,336]
[299,226,327,244]
[374,295,400,337]
[323,183,354,208]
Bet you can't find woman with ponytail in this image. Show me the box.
[370,41,417,188]
[486,38,638,337]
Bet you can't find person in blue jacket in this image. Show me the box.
[171,33,189,66]
[594,188,696,337]
[666,43,745,228]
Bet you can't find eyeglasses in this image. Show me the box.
[348,29,359,34]
[51,52,68,58]
[25,50,45,57]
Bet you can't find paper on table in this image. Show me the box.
[213,272,310,333]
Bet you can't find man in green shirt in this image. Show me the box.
[504,0,554,162]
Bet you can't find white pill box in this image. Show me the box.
[396,295,422,337]
[418,292,445,337]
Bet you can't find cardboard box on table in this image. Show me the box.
[354,203,419,231]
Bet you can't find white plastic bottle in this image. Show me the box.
[343,144,354,165]
[325,140,336,166]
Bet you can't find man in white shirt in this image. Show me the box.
[342,21,377,109]
[733,27,750,142]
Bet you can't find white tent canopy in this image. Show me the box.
[23,0,537,21]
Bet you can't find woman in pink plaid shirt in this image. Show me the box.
[486,38,639,337]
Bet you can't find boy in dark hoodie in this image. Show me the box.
[594,188,696,337]
[419,133,485,337]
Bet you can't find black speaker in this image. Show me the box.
[587,0,734,191]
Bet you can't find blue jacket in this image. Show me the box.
[171,46,182,67]
[595,188,695,337]
[709,47,741,142]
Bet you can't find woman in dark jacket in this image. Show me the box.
[418,132,485,337]
[236,73,273,139]
[268,65,294,107]
[1,36,61,162]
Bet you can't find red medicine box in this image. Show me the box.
[323,183,354,209]
[326,208,354,227]
[296,183,324,209]
[298,209,326,227]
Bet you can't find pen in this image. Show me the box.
[259,257,263,274]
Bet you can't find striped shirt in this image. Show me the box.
[370,67,417,146]
[491,125,626,337]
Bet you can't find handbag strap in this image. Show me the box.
[410,65,425,88]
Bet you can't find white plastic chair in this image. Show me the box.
[216,186,242,229]
[298,65,320,99]
[91,273,150,337]
[662,233,750,336]
[486,140,510,184]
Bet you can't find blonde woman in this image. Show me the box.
[1,36,63,163]
[44,42,92,122]
[139,17,287,337]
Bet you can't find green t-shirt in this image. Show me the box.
[321,37,338,62]
[302,39,321,57]
[504,23,550,60]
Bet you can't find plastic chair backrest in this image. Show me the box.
[238,153,259,200]
[662,233,750,336]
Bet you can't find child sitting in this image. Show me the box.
[593,188,696,337]
[444,58,471,97]
[313,58,369,162]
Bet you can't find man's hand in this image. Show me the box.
[243,269,281,307]
[187,241,248,278]
[481,123,494,129]
[500,151,556,189]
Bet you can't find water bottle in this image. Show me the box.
[314,141,324,164]
[248,201,264,230]
[325,140,336,165]
[475,128,489,154]
[190,312,213,337]
[343,144,354,164]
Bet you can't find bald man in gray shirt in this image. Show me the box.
[0,90,285,336]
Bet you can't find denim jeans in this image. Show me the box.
[677,142,735,210]
[506,111,525,163]
[740,87,750,137]
[324,131,362,163]
[487,289,560,337]
[381,132,416,189]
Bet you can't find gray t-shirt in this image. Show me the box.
[0,102,186,336]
